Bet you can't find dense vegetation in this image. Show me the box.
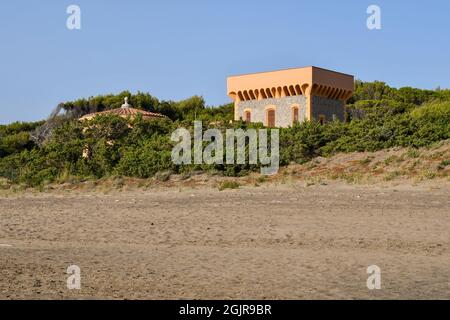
[1,82,449,187]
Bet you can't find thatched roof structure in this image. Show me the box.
[79,97,167,121]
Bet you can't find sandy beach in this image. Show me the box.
[0,182,449,299]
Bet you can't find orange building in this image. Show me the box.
[227,66,354,127]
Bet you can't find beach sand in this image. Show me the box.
[0,182,449,299]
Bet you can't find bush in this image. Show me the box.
[115,136,174,178]
[0,85,449,187]
[218,180,240,191]
[0,121,42,158]
[155,171,172,182]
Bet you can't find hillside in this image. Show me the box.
[0,81,449,189]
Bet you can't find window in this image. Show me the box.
[266,109,276,127]
[244,110,251,123]
[319,114,326,125]
[292,106,299,125]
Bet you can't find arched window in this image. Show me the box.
[292,106,299,125]
[266,108,276,128]
[244,110,251,123]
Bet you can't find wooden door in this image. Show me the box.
[267,109,275,127]
[292,107,299,124]
[244,111,251,123]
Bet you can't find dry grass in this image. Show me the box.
[285,140,450,186]
[218,180,241,191]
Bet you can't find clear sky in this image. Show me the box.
[0,0,449,124]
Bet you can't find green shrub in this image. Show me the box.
[218,180,240,191]
[115,136,174,178]
[1,86,449,187]
[155,171,172,182]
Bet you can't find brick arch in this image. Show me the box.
[260,88,267,99]
[271,87,277,98]
[229,91,237,101]
[288,85,296,96]
[301,83,310,95]
[277,87,283,98]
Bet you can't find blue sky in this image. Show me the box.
[0,0,449,124]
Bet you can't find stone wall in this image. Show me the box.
[236,95,345,127]
[236,96,307,127]
[311,96,345,122]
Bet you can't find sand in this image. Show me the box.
[0,182,449,299]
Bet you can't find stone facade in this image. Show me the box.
[236,95,345,127]
[227,66,354,128]
[236,95,307,127]
[311,96,345,122]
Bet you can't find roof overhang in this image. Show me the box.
[227,66,354,102]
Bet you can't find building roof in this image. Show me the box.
[79,97,167,121]
[227,66,355,102]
